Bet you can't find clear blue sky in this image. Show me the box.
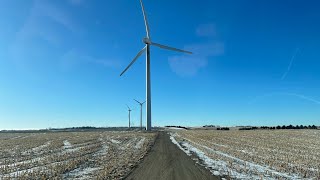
[0,0,320,130]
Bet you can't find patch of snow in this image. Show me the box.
[169,134,191,155]
[134,138,145,149]
[0,156,44,168]
[63,140,72,149]
[110,139,121,144]
[180,141,259,179]
[170,133,302,179]
[94,144,108,157]
[126,138,137,147]
[213,171,220,176]
[182,136,300,179]
[22,141,51,155]
[66,167,100,179]
[102,144,108,153]
[4,165,45,177]
[118,138,137,150]
[63,140,83,153]
[9,136,22,139]
[167,127,186,130]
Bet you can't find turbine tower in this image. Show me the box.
[120,0,192,131]
[126,105,132,129]
[134,99,146,130]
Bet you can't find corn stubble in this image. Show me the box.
[173,129,320,179]
[0,131,156,179]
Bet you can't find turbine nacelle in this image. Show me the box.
[143,37,151,44]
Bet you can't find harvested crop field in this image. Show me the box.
[170,129,320,179]
[0,131,156,179]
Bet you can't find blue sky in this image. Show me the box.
[0,0,320,129]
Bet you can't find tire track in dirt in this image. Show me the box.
[125,131,220,180]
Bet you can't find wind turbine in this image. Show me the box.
[120,0,192,131]
[134,99,146,130]
[126,105,132,129]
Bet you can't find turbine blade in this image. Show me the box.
[151,42,192,54]
[134,99,142,104]
[139,0,151,39]
[142,101,146,104]
[120,46,146,76]
[126,104,130,110]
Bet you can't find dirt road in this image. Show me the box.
[125,131,219,180]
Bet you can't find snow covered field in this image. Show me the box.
[0,131,156,179]
[170,129,320,179]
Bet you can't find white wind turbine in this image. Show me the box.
[120,0,192,131]
[134,99,146,130]
[126,105,133,129]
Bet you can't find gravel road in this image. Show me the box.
[125,131,219,180]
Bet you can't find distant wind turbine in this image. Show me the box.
[126,105,133,129]
[134,99,146,130]
[120,0,192,131]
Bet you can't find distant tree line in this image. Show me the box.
[70,126,97,129]
[48,126,99,130]
[239,127,259,130]
[239,125,318,130]
[203,125,215,127]
[276,125,317,129]
[165,126,189,130]
[217,127,230,130]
